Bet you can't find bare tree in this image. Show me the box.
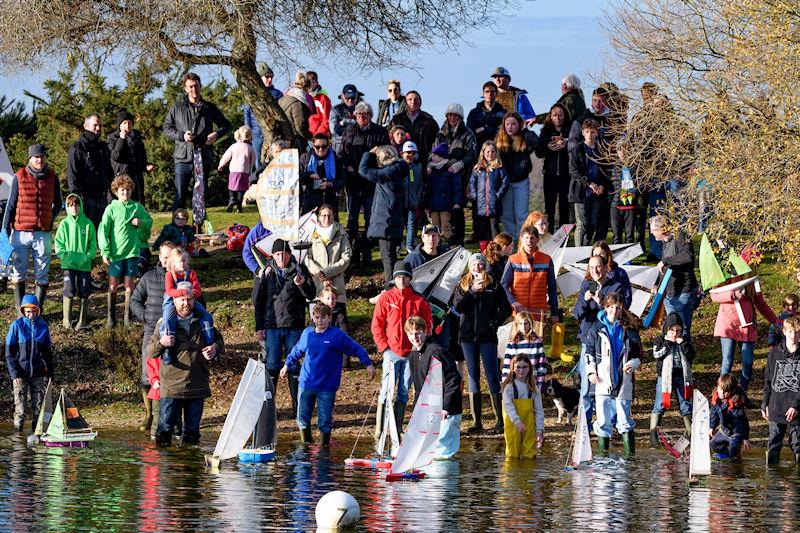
[0,0,513,149]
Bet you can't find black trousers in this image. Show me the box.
[768,421,800,454]
[583,194,610,245]
[378,237,400,284]
[610,207,636,244]
[543,175,571,229]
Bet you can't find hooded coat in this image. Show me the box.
[253,256,316,331]
[279,88,313,150]
[585,310,642,400]
[303,222,352,302]
[54,194,97,272]
[97,199,153,262]
[359,152,408,240]
[5,295,53,380]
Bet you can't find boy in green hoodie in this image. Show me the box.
[54,194,97,330]
[98,175,152,327]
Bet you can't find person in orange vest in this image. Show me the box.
[500,225,559,325]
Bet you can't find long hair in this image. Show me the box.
[501,354,538,392]
[494,112,527,153]
[592,240,619,270]
[543,102,571,131]
[600,292,641,331]
[510,311,538,342]
[474,140,503,171]
[484,242,503,265]
[717,374,744,406]
[458,270,494,292]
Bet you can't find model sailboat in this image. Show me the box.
[386,358,444,481]
[205,358,274,467]
[566,399,592,469]
[38,381,97,447]
[411,246,470,321]
[346,364,398,469]
[688,390,712,484]
[700,233,758,327]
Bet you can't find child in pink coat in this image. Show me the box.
[218,126,257,212]
[711,283,778,393]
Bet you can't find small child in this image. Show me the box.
[425,142,461,247]
[405,315,463,459]
[469,140,509,252]
[762,315,800,464]
[218,126,257,213]
[152,208,198,254]
[768,293,799,348]
[281,303,375,446]
[609,141,640,245]
[501,354,545,458]
[503,311,548,391]
[98,174,153,327]
[709,374,750,460]
[160,249,215,365]
[401,141,424,253]
[318,286,347,332]
[586,292,642,454]
[650,313,695,446]
[5,294,53,432]
[54,193,96,330]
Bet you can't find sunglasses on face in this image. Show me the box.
[313,144,329,150]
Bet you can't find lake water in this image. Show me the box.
[0,428,797,532]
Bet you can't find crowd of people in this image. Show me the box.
[2,65,799,468]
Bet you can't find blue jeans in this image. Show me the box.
[593,396,634,438]
[652,374,692,416]
[720,338,755,390]
[158,397,204,441]
[405,209,417,250]
[346,192,374,237]
[252,135,264,167]
[461,341,500,394]
[664,291,698,339]
[265,328,303,373]
[501,179,530,240]
[174,159,210,211]
[378,349,412,405]
[160,299,214,365]
[578,343,595,423]
[297,388,336,434]
[10,230,52,285]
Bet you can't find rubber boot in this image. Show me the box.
[622,430,636,456]
[139,389,153,431]
[374,402,386,441]
[35,283,47,313]
[288,374,300,416]
[76,298,90,330]
[321,432,331,447]
[123,289,132,326]
[106,291,117,327]
[300,427,313,443]
[490,393,504,433]
[155,431,172,447]
[62,296,74,330]
[649,413,662,447]
[682,415,693,437]
[393,401,407,437]
[467,393,483,434]
[766,450,780,465]
[795,453,800,464]
[13,283,24,312]
[598,436,610,453]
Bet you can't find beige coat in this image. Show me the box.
[303,222,352,302]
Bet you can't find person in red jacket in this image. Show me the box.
[307,71,331,137]
[371,261,432,437]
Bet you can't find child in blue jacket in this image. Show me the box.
[469,140,509,252]
[5,294,53,432]
[710,374,750,460]
[281,303,375,446]
[425,142,462,247]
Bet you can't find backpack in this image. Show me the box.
[226,223,250,252]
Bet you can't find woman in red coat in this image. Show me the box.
[711,283,778,393]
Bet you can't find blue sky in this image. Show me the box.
[0,0,610,121]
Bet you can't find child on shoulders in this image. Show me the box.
[709,374,750,460]
[501,354,545,458]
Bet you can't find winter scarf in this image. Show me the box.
[307,148,336,182]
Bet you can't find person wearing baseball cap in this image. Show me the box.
[371,260,432,437]
[244,63,283,166]
[491,66,536,124]
[329,84,364,152]
[405,223,441,270]
[400,141,424,253]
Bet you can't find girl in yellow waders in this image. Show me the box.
[502,354,545,458]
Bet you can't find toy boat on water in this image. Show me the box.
[35,380,97,447]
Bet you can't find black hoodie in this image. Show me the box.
[762,341,800,425]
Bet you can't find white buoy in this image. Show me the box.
[315,490,360,530]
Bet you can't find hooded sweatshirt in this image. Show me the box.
[98,198,153,262]
[5,294,53,380]
[54,194,97,272]
[762,340,800,425]
[598,310,625,389]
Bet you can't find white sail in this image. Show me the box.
[622,265,661,291]
[539,224,574,257]
[430,247,470,303]
[376,362,400,458]
[411,246,470,305]
[629,288,652,317]
[611,243,644,266]
[390,359,444,474]
[496,322,513,364]
[212,359,267,461]
[572,399,592,466]
[689,390,712,477]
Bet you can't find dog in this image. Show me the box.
[542,378,580,425]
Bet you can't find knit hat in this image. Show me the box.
[401,141,418,153]
[256,62,274,77]
[339,84,364,100]
[116,110,135,127]
[491,66,511,78]
[431,142,450,158]
[272,238,292,254]
[662,312,684,334]
[392,261,413,279]
[27,144,47,158]
[445,103,464,118]
[468,252,487,267]
[175,281,195,297]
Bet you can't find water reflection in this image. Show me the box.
[0,430,797,531]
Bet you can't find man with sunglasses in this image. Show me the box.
[377,80,406,128]
[298,133,345,215]
[329,84,364,153]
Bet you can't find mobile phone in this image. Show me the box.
[588,280,599,293]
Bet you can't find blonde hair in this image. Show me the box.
[167,247,190,273]
[404,315,427,332]
[458,270,494,292]
[375,145,399,167]
[494,112,528,153]
[474,141,503,171]
[510,311,538,342]
[234,125,252,142]
[387,79,401,91]
[293,71,310,90]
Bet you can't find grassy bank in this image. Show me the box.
[2,205,792,446]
